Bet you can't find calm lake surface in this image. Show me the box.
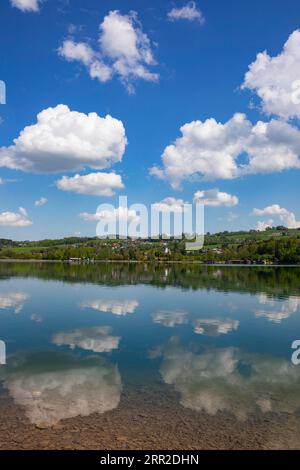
[1,262,300,449]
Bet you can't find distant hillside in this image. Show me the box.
[1,227,300,264]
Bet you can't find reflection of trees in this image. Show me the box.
[0,262,300,298]
[0,352,121,428]
[155,338,300,421]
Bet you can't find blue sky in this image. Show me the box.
[1,0,300,240]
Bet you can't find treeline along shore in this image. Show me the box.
[1,227,300,264]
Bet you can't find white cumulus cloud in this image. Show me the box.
[0,105,127,173]
[59,10,158,93]
[256,219,274,232]
[56,172,124,197]
[167,1,205,23]
[242,30,300,120]
[58,40,95,67]
[193,189,238,207]
[0,207,32,227]
[252,204,300,229]
[58,40,112,83]
[152,197,187,213]
[150,113,300,188]
[10,0,40,12]
[80,206,140,223]
[34,197,47,207]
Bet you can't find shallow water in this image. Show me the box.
[0,262,300,449]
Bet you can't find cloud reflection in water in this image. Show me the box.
[154,338,300,421]
[1,352,122,428]
[53,326,120,353]
[81,299,139,316]
[0,292,29,313]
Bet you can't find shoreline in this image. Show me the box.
[0,259,299,267]
[0,383,298,450]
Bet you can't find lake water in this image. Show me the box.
[0,262,300,449]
